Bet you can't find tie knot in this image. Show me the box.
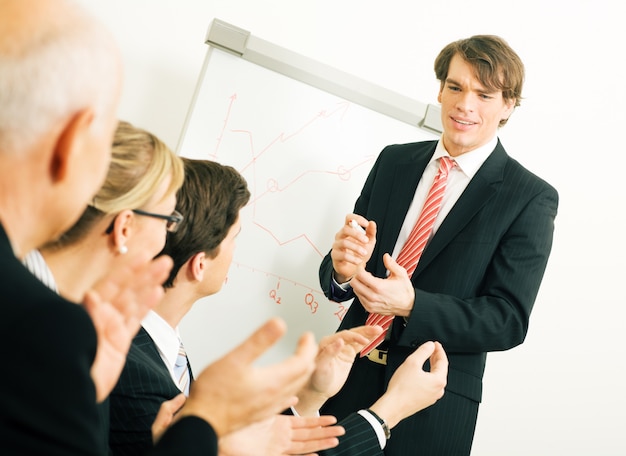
[440,155,455,170]
[438,156,456,178]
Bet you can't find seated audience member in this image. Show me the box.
[109,157,345,455]
[23,119,185,453]
[117,158,448,456]
[1,2,319,453]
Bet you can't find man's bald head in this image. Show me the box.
[0,0,123,154]
[0,0,124,255]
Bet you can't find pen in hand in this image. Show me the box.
[349,219,366,234]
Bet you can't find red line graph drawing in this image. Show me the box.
[208,93,374,303]
[253,221,323,257]
[230,261,325,295]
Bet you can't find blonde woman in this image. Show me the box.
[23,119,185,454]
[25,120,184,303]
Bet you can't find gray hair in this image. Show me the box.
[0,0,121,153]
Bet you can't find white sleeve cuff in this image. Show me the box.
[357,410,386,449]
[332,273,352,291]
[290,406,320,417]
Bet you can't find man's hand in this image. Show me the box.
[175,318,317,438]
[369,341,448,429]
[152,393,186,444]
[330,214,376,283]
[295,325,383,416]
[351,253,415,318]
[219,415,345,456]
[84,253,173,402]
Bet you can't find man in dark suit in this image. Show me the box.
[0,1,320,454]
[319,35,559,455]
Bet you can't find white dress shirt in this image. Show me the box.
[22,249,58,293]
[141,310,187,393]
[390,135,497,260]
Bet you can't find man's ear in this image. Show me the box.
[502,98,516,122]
[50,108,95,182]
[189,251,207,282]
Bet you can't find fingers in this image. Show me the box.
[346,325,383,341]
[278,330,317,385]
[406,340,436,368]
[332,214,374,274]
[146,254,174,286]
[289,415,338,429]
[152,393,187,444]
[229,317,288,365]
[382,253,408,278]
[428,341,449,375]
[345,213,368,233]
[344,214,376,239]
[252,329,317,414]
[293,331,318,362]
[287,415,344,455]
[162,393,186,415]
[336,326,383,353]
[320,327,369,349]
[364,219,377,239]
[317,326,382,361]
[81,289,101,318]
[317,335,345,357]
[89,254,172,318]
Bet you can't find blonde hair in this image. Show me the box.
[92,120,184,214]
[47,120,184,248]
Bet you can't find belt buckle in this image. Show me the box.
[365,348,387,365]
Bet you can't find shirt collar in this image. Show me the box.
[141,310,181,370]
[433,135,498,179]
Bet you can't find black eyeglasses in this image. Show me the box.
[132,209,184,233]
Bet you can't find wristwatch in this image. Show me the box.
[366,409,391,440]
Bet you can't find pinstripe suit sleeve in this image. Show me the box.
[149,416,218,455]
[320,412,383,456]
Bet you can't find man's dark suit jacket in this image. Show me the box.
[109,328,186,455]
[0,224,216,455]
[320,140,558,455]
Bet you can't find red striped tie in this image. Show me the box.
[360,156,456,357]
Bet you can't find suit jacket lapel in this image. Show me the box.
[133,328,175,381]
[412,141,508,277]
[376,144,434,274]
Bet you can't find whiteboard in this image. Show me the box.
[177,24,438,368]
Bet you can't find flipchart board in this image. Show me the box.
[176,19,441,368]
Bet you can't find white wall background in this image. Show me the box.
[78,1,626,454]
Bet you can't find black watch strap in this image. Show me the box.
[366,409,391,439]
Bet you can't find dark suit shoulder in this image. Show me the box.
[378,140,438,163]
[503,155,558,197]
[0,224,101,454]
[485,141,556,194]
